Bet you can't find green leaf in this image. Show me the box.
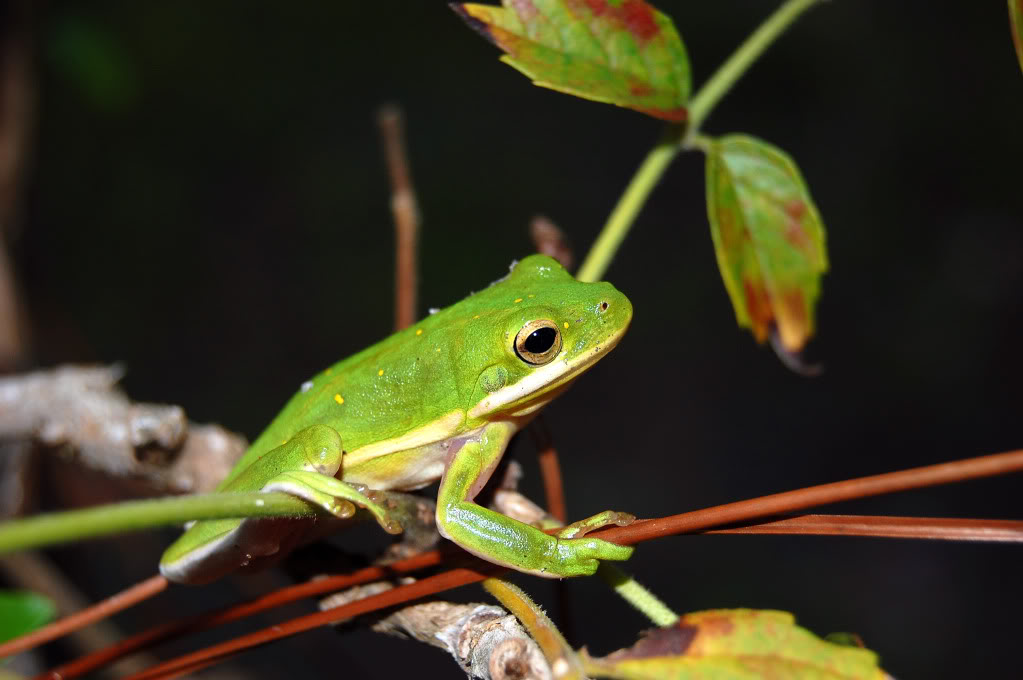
[1010,0,1023,74]
[0,590,55,646]
[705,134,828,352]
[583,609,885,680]
[452,0,690,121]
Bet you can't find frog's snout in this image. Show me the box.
[593,282,633,329]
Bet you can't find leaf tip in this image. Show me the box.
[449,4,497,46]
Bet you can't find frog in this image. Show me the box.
[160,255,633,584]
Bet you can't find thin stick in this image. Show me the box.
[378,105,420,331]
[594,448,1023,546]
[529,215,574,272]
[706,514,1023,542]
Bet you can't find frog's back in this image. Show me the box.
[228,319,466,488]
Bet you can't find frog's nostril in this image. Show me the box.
[600,301,609,312]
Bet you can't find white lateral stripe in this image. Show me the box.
[343,410,464,467]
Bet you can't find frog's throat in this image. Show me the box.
[467,321,629,420]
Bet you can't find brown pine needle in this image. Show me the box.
[119,565,505,680]
[706,514,1023,541]
[593,448,1023,546]
[38,550,446,680]
[0,574,168,659]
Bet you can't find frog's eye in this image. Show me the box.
[514,319,562,365]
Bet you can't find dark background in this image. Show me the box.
[4,1,1022,677]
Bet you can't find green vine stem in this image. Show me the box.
[597,563,679,626]
[0,492,317,553]
[576,0,820,283]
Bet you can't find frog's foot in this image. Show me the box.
[548,535,634,577]
[554,510,635,540]
[540,510,634,577]
[263,470,403,535]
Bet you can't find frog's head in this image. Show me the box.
[461,255,632,423]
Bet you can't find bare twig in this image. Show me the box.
[0,365,246,493]
[529,215,574,272]
[378,106,420,331]
[375,601,551,680]
[529,416,567,523]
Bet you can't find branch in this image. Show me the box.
[0,365,245,494]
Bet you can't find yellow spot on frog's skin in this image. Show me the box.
[334,394,344,405]
[563,321,570,329]
[436,347,441,352]
[514,298,523,303]
[416,329,423,336]
[528,294,535,298]
[378,369,384,376]
[281,439,287,445]
[473,314,480,319]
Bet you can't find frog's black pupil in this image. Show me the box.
[524,327,557,354]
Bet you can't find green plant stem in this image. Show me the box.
[0,492,318,554]
[576,0,820,283]
[597,563,678,626]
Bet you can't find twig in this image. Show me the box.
[373,600,550,680]
[528,416,567,524]
[529,215,574,272]
[378,105,420,331]
[0,365,246,493]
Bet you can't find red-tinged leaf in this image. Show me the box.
[452,0,690,121]
[1010,0,1023,74]
[583,609,886,680]
[705,134,828,352]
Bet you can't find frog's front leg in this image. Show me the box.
[161,425,400,584]
[436,422,633,578]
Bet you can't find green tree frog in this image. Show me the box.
[161,255,633,584]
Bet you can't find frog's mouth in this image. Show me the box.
[468,320,630,420]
